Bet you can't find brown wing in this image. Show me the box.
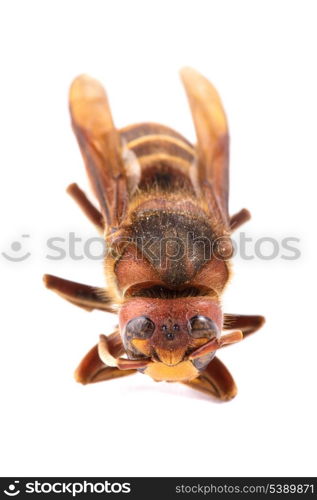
[69,75,128,229]
[180,67,229,222]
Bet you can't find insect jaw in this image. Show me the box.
[151,330,243,367]
[98,329,243,376]
[151,345,188,367]
[141,329,243,370]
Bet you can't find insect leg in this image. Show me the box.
[67,183,104,232]
[223,313,265,338]
[75,333,136,384]
[229,208,251,232]
[98,334,150,370]
[43,274,116,313]
[183,356,237,401]
[189,330,243,360]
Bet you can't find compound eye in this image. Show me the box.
[123,316,155,359]
[125,316,155,340]
[188,315,219,339]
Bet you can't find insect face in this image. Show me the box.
[120,297,222,368]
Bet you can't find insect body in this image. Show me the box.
[44,68,264,401]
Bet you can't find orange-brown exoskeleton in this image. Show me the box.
[44,67,265,401]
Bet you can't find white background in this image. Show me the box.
[1,0,316,477]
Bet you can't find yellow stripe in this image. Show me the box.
[120,122,193,146]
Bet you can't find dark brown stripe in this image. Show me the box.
[129,285,212,299]
[138,153,192,172]
[139,165,194,192]
[137,156,194,192]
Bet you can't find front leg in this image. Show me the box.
[98,334,151,370]
[188,330,243,360]
[75,331,137,384]
[183,356,237,401]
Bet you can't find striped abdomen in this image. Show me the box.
[120,123,196,192]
